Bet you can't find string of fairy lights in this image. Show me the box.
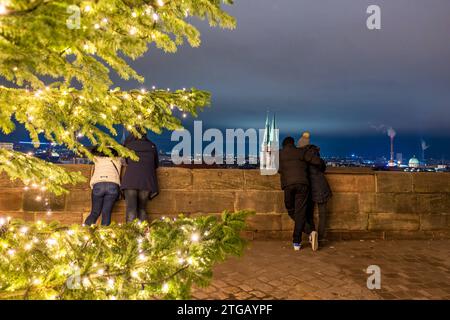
[7,83,191,213]
[0,215,218,299]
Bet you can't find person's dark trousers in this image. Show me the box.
[124,189,150,223]
[84,182,120,226]
[284,184,310,244]
[317,202,327,240]
[303,195,316,234]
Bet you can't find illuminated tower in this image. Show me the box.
[260,111,279,175]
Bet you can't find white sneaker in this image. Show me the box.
[293,243,301,251]
[310,231,318,251]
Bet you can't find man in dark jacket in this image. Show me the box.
[278,136,322,251]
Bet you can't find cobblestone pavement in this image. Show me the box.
[192,240,450,300]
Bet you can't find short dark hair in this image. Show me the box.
[282,136,295,147]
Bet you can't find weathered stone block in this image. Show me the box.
[374,194,395,213]
[112,200,126,214]
[111,213,126,224]
[193,169,244,190]
[244,171,281,190]
[395,194,418,213]
[369,213,420,231]
[246,213,281,231]
[420,214,450,230]
[413,173,450,193]
[374,194,417,213]
[416,193,450,214]
[63,164,91,189]
[157,168,192,190]
[147,191,177,214]
[0,173,24,188]
[0,211,34,222]
[23,191,66,212]
[236,191,279,213]
[66,189,91,212]
[280,213,294,230]
[431,230,450,239]
[35,212,83,225]
[327,212,368,230]
[376,172,413,193]
[359,193,376,213]
[240,230,254,241]
[174,191,235,214]
[274,192,288,213]
[326,174,375,193]
[0,189,23,211]
[328,193,359,213]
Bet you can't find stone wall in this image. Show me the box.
[1,166,449,240]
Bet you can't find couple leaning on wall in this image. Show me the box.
[84,134,159,226]
[278,131,332,252]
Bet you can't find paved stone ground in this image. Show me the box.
[192,240,450,300]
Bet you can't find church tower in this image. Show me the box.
[260,111,279,175]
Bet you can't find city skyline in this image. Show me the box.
[1,0,450,159]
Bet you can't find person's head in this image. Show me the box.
[298,131,311,148]
[282,136,295,148]
[91,146,119,157]
[124,131,149,144]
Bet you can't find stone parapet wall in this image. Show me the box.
[1,166,449,240]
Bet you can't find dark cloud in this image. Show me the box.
[124,0,450,136]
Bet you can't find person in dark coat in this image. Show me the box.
[278,136,322,251]
[121,133,159,223]
[298,132,332,241]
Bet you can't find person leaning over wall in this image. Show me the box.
[298,131,332,242]
[121,132,159,223]
[84,146,123,226]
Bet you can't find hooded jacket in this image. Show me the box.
[278,144,322,189]
[302,144,332,203]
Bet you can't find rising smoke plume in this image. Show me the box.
[421,139,430,151]
[370,124,396,138]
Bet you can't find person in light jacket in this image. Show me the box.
[84,147,122,226]
[121,133,159,223]
[298,132,332,241]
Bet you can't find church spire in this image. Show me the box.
[269,113,276,146]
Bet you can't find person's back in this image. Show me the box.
[302,144,331,201]
[121,134,159,223]
[85,148,122,226]
[278,145,310,189]
[90,156,122,188]
[298,132,332,241]
[122,135,159,195]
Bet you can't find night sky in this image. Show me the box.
[2,0,450,159]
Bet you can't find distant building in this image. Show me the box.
[408,156,420,168]
[260,112,279,175]
[0,142,14,151]
[396,153,403,166]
